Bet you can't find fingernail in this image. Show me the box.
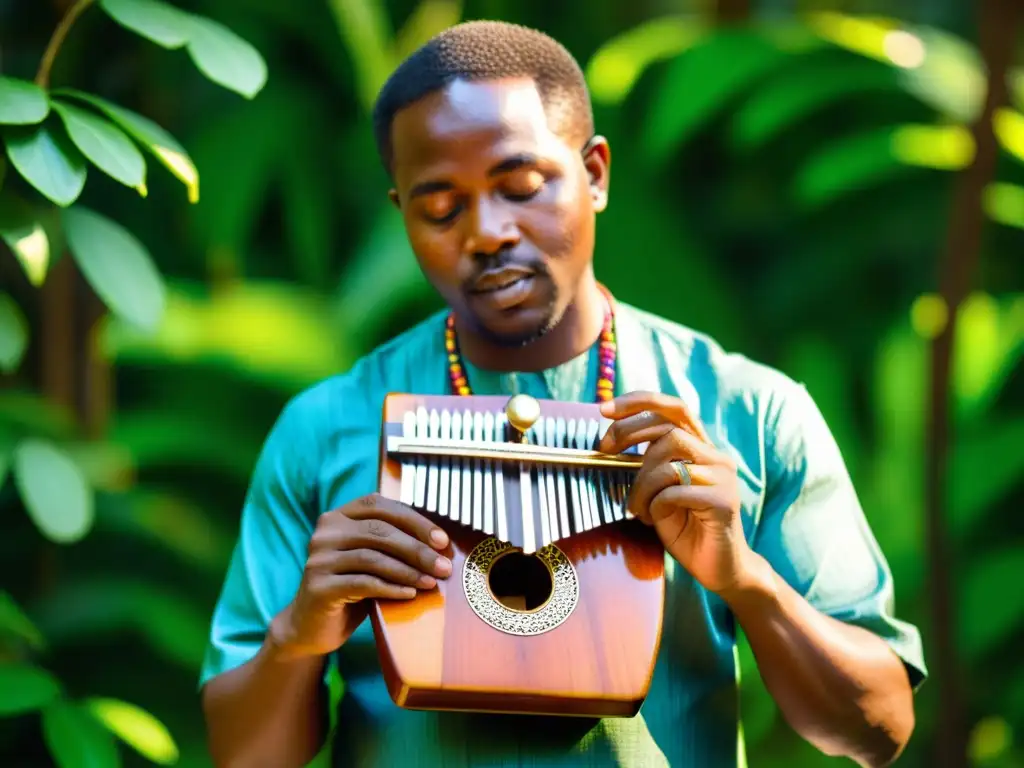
[599,401,614,416]
[435,556,452,577]
[430,528,449,548]
[401,587,417,598]
[418,574,437,589]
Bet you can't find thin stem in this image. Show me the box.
[35,0,96,89]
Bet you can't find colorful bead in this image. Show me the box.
[446,285,618,402]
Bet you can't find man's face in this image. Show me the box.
[388,77,609,348]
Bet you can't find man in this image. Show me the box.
[200,20,926,768]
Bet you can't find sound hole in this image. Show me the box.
[487,551,553,612]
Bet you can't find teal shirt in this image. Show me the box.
[200,302,926,767]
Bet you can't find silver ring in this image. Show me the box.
[670,460,692,486]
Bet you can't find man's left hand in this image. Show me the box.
[598,390,759,597]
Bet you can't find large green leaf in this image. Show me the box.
[3,124,87,207]
[642,29,785,165]
[33,579,209,669]
[0,191,51,285]
[792,125,916,209]
[950,418,1024,535]
[0,591,45,650]
[52,102,146,193]
[85,698,178,765]
[281,137,332,286]
[42,700,121,768]
[13,438,95,544]
[326,0,395,111]
[0,78,50,125]
[730,59,900,151]
[99,0,191,48]
[394,0,463,60]
[0,664,61,715]
[62,206,166,332]
[0,292,28,374]
[960,546,1024,661]
[52,90,198,202]
[184,15,268,99]
[585,15,708,106]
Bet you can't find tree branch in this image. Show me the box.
[35,0,96,88]
[926,1,1022,766]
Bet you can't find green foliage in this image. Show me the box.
[1,2,1023,767]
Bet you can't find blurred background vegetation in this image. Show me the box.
[1,0,1023,766]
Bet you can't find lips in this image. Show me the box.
[470,266,534,294]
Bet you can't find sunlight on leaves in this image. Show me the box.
[43,699,121,768]
[0,664,61,715]
[52,101,147,195]
[62,206,167,332]
[895,27,985,123]
[953,292,1024,420]
[394,0,463,60]
[3,124,87,207]
[184,15,268,99]
[13,438,95,544]
[803,12,901,64]
[994,107,1024,165]
[53,90,199,203]
[0,191,50,285]
[0,591,45,650]
[0,293,28,374]
[891,124,974,169]
[102,280,351,391]
[984,182,1024,231]
[969,716,1013,765]
[100,0,191,48]
[327,0,396,112]
[0,77,50,125]
[910,294,947,339]
[586,15,707,106]
[86,698,179,765]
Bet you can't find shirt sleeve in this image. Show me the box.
[198,390,322,689]
[752,378,927,690]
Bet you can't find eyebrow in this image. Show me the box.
[407,153,540,199]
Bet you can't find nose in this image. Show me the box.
[464,196,520,256]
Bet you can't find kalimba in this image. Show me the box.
[370,393,666,718]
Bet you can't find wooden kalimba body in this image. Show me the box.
[370,393,666,718]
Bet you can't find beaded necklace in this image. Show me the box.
[444,287,618,403]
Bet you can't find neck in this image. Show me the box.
[455,272,606,373]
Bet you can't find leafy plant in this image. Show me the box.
[0,0,266,764]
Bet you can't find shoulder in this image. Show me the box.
[619,302,803,407]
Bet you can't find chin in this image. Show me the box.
[471,302,561,349]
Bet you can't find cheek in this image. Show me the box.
[526,180,592,260]
[405,224,466,284]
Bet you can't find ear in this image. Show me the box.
[388,188,401,209]
[581,135,611,213]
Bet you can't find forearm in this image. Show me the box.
[201,627,328,768]
[722,552,915,768]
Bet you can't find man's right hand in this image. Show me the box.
[268,493,452,660]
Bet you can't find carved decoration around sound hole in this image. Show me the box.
[463,537,579,636]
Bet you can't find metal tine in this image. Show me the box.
[553,417,571,538]
[438,410,451,520]
[449,411,462,521]
[426,410,440,513]
[401,411,416,505]
[539,417,560,542]
[495,412,509,542]
[414,407,428,508]
[472,412,484,531]
[576,418,595,530]
[460,409,473,526]
[533,417,551,548]
[565,418,586,532]
[586,419,612,525]
[482,411,495,535]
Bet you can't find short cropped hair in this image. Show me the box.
[372,20,594,174]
